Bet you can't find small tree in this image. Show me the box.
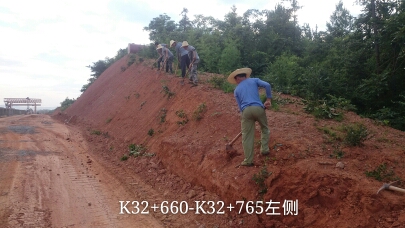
[60,97,75,111]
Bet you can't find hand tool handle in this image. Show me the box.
[389,186,405,193]
[229,132,242,146]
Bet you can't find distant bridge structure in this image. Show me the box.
[4,97,42,115]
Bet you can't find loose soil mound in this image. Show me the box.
[54,55,405,227]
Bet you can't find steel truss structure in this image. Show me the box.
[4,97,42,115]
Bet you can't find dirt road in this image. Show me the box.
[0,115,163,227]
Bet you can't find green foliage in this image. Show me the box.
[303,99,343,120]
[90,130,101,135]
[192,103,207,121]
[265,53,302,95]
[252,165,272,195]
[208,75,235,93]
[120,155,128,161]
[343,123,369,146]
[218,39,241,75]
[175,110,189,125]
[60,97,75,111]
[160,108,167,123]
[318,126,343,143]
[128,144,150,157]
[127,54,136,67]
[330,148,344,159]
[161,85,175,99]
[365,163,399,182]
[147,128,155,136]
[81,47,128,93]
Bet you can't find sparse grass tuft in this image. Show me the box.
[90,130,101,135]
[128,143,154,157]
[192,103,207,121]
[252,164,272,197]
[365,163,400,182]
[161,85,175,99]
[160,108,167,123]
[176,110,189,125]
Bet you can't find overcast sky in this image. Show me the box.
[0,0,362,109]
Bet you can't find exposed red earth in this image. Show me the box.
[1,54,405,227]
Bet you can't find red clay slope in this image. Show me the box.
[57,54,405,227]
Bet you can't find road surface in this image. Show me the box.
[0,115,163,227]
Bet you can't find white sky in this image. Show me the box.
[0,0,362,109]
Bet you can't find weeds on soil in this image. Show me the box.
[162,85,175,99]
[160,108,167,123]
[330,148,344,159]
[90,130,101,135]
[127,54,136,67]
[148,128,154,136]
[192,103,207,121]
[343,123,369,146]
[127,143,155,158]
[207,75,235,93]
[176,110,189,125]
[252,164,272,198]
[121,155,128,161]
[365,163,400,182]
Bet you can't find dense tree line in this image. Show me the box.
[82,0,404,131]
[139,0,404,130]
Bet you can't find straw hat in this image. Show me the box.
[181,41,189,47]
[169,40,175,47]
[227,68,252,84]
[156,44,162,50]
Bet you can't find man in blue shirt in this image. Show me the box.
[170,40,190,84]
[228,68,272,167]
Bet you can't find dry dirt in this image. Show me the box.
[1,54,405,227]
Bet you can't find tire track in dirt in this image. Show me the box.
[0,115,163,228]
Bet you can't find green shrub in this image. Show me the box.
[252,165,272,196]
[303,99,343,120]
[365,163,399,181]
[148,128,154,136]
[175,110,189,125]
[128,144,147,157]
[208,75,235,93]
[121,155,128,161]
[343,123,369,146]
[192,103,207,121]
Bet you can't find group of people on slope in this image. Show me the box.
[154,40,274,167]
[155,40,199,87]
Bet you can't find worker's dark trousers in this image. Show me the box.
[180,54,190,78]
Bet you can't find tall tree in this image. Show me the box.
[178,8,193,32]
[143,14,176,43]
[326,0,355,37]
